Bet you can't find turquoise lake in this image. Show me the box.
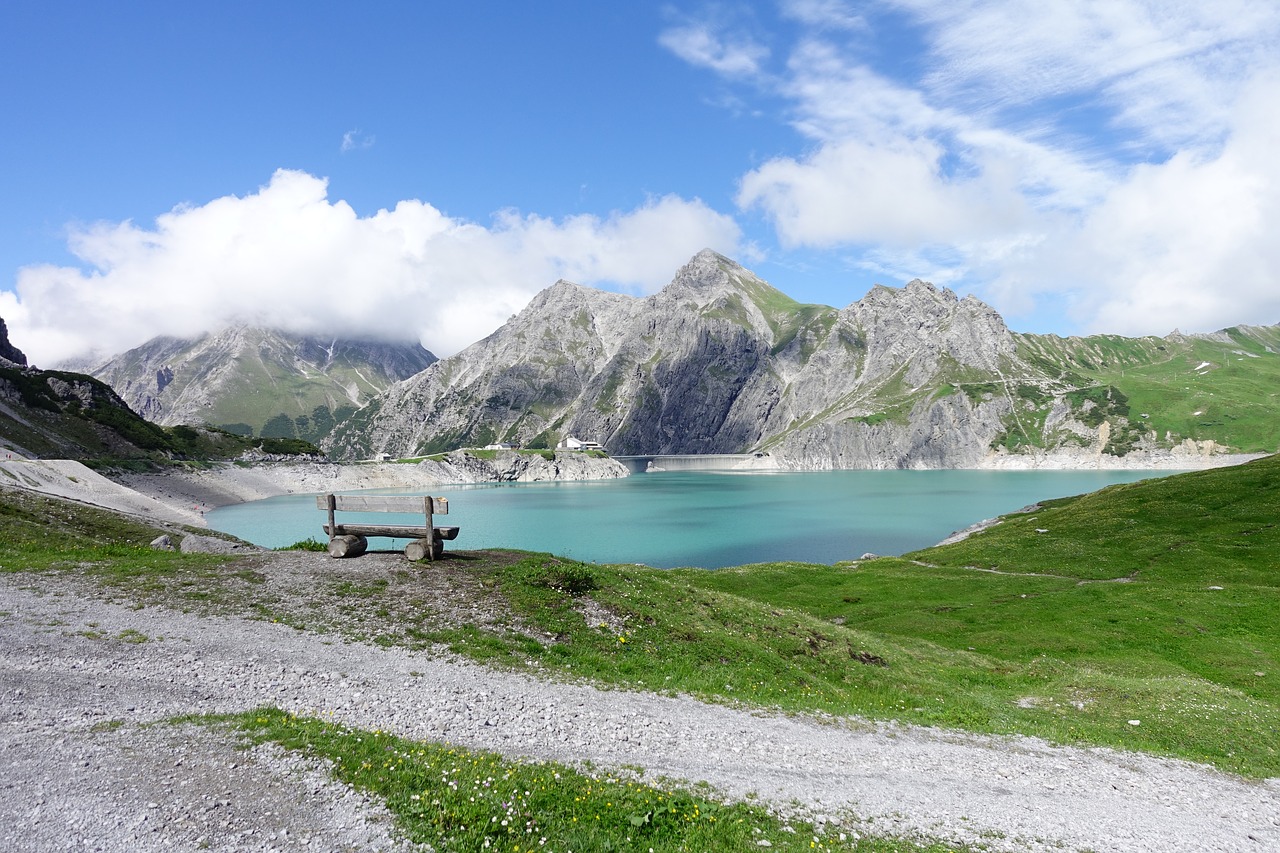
[206,468,1179,569]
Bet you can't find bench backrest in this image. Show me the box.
[315,494,448,515]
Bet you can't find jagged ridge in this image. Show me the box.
[328,249,1280,466]
[327,251,1058,466]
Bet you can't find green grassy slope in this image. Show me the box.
[1019,327,1280,453]
[687,455,1279,775]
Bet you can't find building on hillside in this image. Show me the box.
[557,436,603,451]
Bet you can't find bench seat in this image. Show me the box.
[323,524,460,540]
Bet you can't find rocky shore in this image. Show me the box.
[115,450,627,517]
[0,450,628,534]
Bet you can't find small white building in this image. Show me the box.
[557,436,604,451]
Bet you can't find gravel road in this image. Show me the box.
[2,557,1277,853]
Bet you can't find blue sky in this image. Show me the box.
[3,1,1279,364]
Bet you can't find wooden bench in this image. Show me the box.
[317,494,458,561]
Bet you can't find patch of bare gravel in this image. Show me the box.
[2,553,1278,853]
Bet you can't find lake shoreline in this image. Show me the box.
[2,447,1262,538]
[148,448,1260,520]
[205,461,1265,567]
[113,450,631,523]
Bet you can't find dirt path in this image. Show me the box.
[2,559,1277,853]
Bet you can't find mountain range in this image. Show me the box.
[326,250,1279,466]
[1,319,330,462]
[18,249,1275,469]
[80,327,436,442]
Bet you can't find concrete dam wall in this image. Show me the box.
[612,454,763,474]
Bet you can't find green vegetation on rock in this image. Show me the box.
[1018,327,1280,454]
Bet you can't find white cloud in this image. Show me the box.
[658,20,769,77]
[0,170,741,366]
[340,129,375,152]
[738,137,1031,248]
[664,0,1280,335]
[992,74,1280,335]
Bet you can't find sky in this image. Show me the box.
[3,1,1279,366]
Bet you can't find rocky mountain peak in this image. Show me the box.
[521,279,613,316]
[0,316,29,367]
[659,249,759,303]
[838,278,1017,388]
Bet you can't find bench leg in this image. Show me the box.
[328,534,367,558]
[405,535,446,562]
[405,537,433,562]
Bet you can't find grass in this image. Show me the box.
[204,707,957,852]
[0,485,265,605]
[278,537,329,552]
[1019,327,1280,453]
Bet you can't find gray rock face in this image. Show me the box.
[329,250,1040,467]
[82,326,437,436]
[0,317,28,367]
[327,249,1267,469]
[416,450,630,483]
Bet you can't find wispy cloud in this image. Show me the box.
[340,129,375,153]
[896,0,1279,152]
[658,15,769,77]
[779,0,867,32]
[673,0,1280,335]
[0,171,741,365]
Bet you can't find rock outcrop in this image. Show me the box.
[0,317,27,367]
[416,450,629,484]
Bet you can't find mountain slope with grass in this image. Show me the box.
[1018,324,1280,454]
[1,356,191,461]
[329,250,1278,467]
[1,316,324,462]
[81,326,436,443]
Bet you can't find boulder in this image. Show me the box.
[0,317,28,367]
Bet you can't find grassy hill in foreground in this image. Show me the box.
[3,457,1278,781]
[687,454,1279,775]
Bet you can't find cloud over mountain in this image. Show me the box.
[0,170,741,366]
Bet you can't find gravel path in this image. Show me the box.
[2,566,1277,853]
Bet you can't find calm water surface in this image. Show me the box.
[207,469,1178,568]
